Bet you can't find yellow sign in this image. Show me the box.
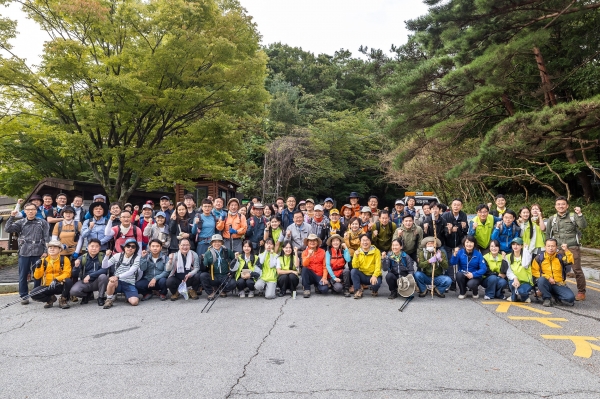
[483,301,552,315]
[541,335,600,358]
[508,316,567,328]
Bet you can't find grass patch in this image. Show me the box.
[0,255,18,269]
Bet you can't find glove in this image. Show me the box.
[250,272,260,279]
[435,251,442,262]
[33,259,43,269]
[428,256,437,264]
[221,214,227,221]
[49,279,58,289]
[229,227,237,234]
[72,253,79,260]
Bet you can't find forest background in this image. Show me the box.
[0,0,599,245]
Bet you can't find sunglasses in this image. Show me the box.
[125,244,137,249]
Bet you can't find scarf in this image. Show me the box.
[330,220,341,230]
[176,251,192,273]
[120,224,132,237]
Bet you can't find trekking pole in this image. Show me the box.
[399,295,413,312]
[431,217,437,300]
[1,286,51,310]
[201,274,232,313]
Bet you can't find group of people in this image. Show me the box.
[5,191,588,309]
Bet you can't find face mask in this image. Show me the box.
[426,247,435,253]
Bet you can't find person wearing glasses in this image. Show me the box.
[101,238,141,309]
[6,202,51,304]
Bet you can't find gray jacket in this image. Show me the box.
[5,217,50,257]
[139,254,171,281]
[279,222,311,251]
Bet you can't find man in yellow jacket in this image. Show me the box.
[351,234,382,299]
[532,238,575,307]
[31,240,73,309]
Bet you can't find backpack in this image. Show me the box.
[535,252,570,279]
[109,252,141,281]
[119,224,139,240]
[80,252,105,271]
[549,213,582,245]
[58,221,80,243]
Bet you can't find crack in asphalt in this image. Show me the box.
[92,326,141,338]
[551,306,600,322]
[225,297,290,399]
[0,317,33,335]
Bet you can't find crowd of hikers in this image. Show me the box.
[5,191,588,310]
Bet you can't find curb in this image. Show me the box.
[0,282,33,295]
[581,247,600,255]
[582,267,600,281]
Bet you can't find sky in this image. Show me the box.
[0,0,429,65]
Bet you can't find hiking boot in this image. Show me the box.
[388,291,398,299]
[207,292,216,301]
[160,294,167,301]
[59,297,70,309]
[418,290,429,298]
[70,295,79,303]
[277,291,284,297]
[21,298,29,305]
[449,282,456,291]
[343,290,350,297]
[575,292,585,301]
[171,292,180,301]
[248,291,255,298]
[371,291,378,297]
[434,287,445,298]
[220,291,227,298]
[80,295,89,305]
[556,299,574,307]
[44,295,57,309]
[361,284,369,290]
[348,286,355,294]
[196,289,202,297]
[188,288,198,300]
[354,289,363,299]
[97,297,106,306]
[303,290,311,298]
[142,293,153,301]
[239,290,246,298]
[542,299,552,307]
[103,298,114,309]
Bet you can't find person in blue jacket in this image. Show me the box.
[451,236,487,299]
[490,210,521,254]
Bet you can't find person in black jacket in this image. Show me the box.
[441,198,468,290]
[69,239,109,306]
[245,203,267,254]
[169,202,194,254]
[382,238,416,299]
[422,202,446,248]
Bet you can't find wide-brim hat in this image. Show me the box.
[397,274,416,298]
[211,234,224,243]
[89,201,108,216]
[326,234,343,247]
[360,206,372,214]
[120,238,139,251]
[420,236,442,248]
[303,233,322,247]
[348,192,360,199]
[47,239,63,249]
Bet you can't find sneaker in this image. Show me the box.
[542,299,552,307]
[388,291,398,299]
[354,289,363,299]
[418,290,429,298]
[188,288,198,300]
[70,295,79,303]
[59,297,70,309]
[344,290,350,297]
[575,292,585,301]
[142,293,153,301]
[277,291,284,297]
[103,298,114,309]
[171,292,180,301]
[348,286,355,294]
[434,287,445,298]
[44,295,57,308]
[483,295,491,300]
[97,297,106,306]
[248,291,255,298]
[472,294,479,299]
[239,290,246,298]
[524,298,531,303]
[371,291,378,297]
[220,291,227,298]
[21,298,29,305]
[505,296,513,302]
[457,294,466,299]
[303,290,311,298]
[160,294,167,301]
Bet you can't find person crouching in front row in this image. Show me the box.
[30,240,73,309]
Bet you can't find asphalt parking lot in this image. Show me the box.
[1,274,599,399]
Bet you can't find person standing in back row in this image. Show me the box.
[441,198,468,290]
[547,196,587,301]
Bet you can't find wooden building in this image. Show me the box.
[175,178,241,205]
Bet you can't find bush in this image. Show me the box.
[464,195,600,249]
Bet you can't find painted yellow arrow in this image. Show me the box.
[482,301,552,315]
[541,335,600,358]
[508,316,567,328]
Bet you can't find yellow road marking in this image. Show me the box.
[482,301,552,315]
[541,335,600,358]
[508,316,567,328]
[581,279,600,287]
[566,280,600,293]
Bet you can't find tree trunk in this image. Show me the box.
[533,47,557,106]
[565,144,594,202]
[501,93,515,116]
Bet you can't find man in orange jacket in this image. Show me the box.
[217,198,248,253]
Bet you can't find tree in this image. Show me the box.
[0,0,268,202]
